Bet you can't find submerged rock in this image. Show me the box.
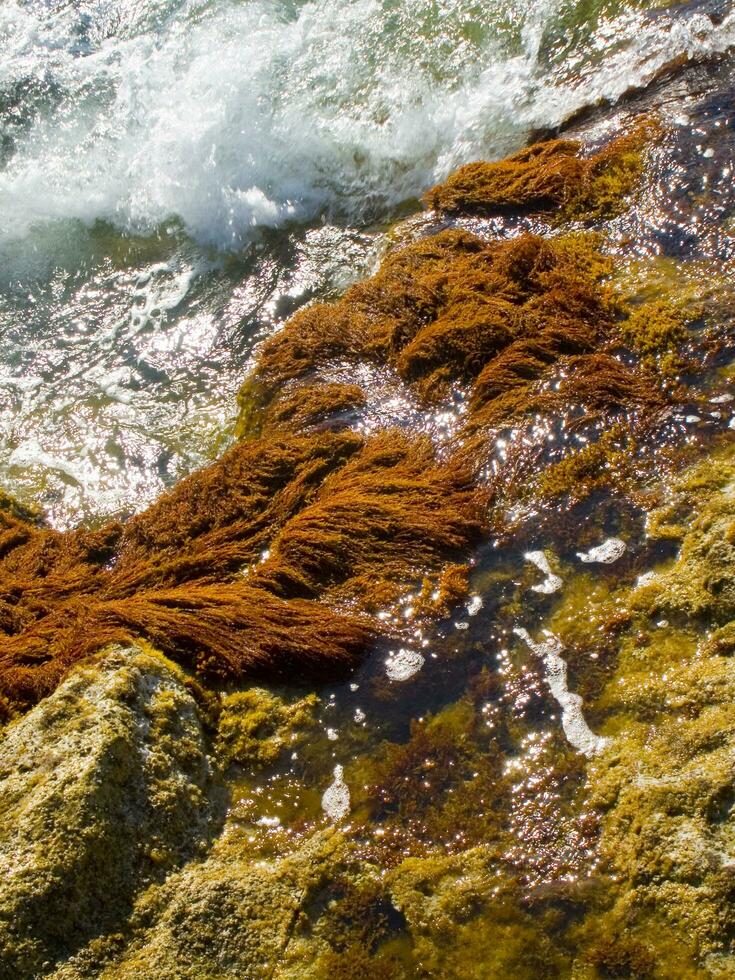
[0,646,223,979]
[217,687,319,769]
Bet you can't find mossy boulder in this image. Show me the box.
[87,830,346,980]
[574,447,735,975]
[0,646,223,979]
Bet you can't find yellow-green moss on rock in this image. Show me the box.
[573,444,735,976]
[217,687,319,769]
[0,645,223,979]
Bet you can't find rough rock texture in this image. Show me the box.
[0,646,223,979]
[562,446,735,977]
[90,830,345,980]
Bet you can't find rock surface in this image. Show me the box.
[0,646,223,979]
[91,829,344,980]
[6,450,735,979]
[582,449,735,977]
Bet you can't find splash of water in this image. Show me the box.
[2,0,734,251]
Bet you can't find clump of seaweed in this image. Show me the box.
[252,432,486,609]
[254,230,615,403]
[619,297,705,379]
[262,382,367,434]
[252,220,678,450]
[0,427,487,710]
[585,936,657,978]
[422,122,655,220]
[620,299,694,356]
[0,119,696,711]
[236,381,367,439]
[356,700,481,845]
[535,426,636,505]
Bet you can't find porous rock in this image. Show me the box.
[0,646,223,979]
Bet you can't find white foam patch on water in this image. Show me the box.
[256,815,281,828]
[385,648,425,682]
[466,594,483,616]
[577,538,627,564]
[524,550,562,594]
[321,765,350,821]
[2,0,735,251]
[8,439,83,483]
[514,627,609,757]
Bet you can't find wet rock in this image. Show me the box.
[580,449,735,974]
[638,446,735,622]
[387,849,569,978]
[0,646,223,979]
[216,687,319,770]
[90,829,344,980]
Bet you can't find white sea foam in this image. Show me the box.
[577,538,627,564]
[385,648,425,682]
[524,550,562,594]
[466,595,483,616]
[514,627,609,757]
[2,0,734,251]
[321,765,350,821]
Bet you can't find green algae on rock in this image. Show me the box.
[0,645,224,979]
[527,444,735,976]
[217,687,319,769]
[91,829,348,980]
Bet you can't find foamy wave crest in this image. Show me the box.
[1,0,734,250]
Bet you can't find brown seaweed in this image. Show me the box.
[0,428,487,710]
[0,122,685,710]
[422,122,654,220]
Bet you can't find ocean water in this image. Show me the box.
[1,0,734,525]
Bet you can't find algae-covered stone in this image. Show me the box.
[94,829,345,980]
[573,447,735,976]
[637,445,735,622]
[0,646,223,979]
[387,848,570,979]
[217,687,319,769]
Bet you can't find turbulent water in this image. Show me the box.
[4,0,735,247]
[1,0,735,525]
